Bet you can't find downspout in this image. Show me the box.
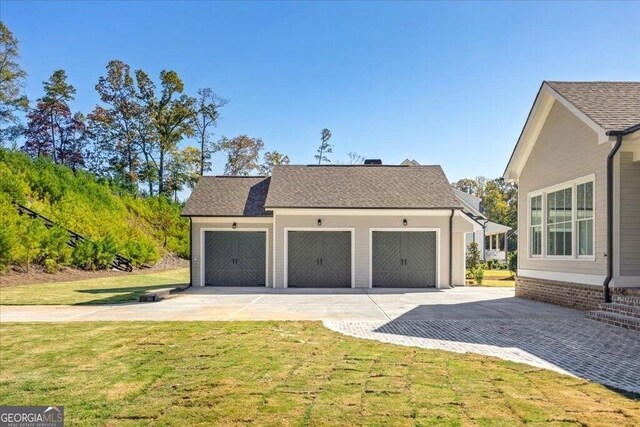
[449,209,455,288]
[603,123,640,302]
[189,217,193,287]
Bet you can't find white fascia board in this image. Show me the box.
[190,216,274,224]
[504,83,609,182]
[455,210,483,232]
[270,208,460,216]
[503,90,556,182]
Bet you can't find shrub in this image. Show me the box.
[0,227,12,273]
[508,251,518,275]
[466,242,481,271]
[39,226,72,273]
[71,235,117,271]
[122,239,160,268]
[486,259,494,269]
[472,265,485,285]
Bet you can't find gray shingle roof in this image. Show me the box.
[546,81,640,132]
[182,176,271,217]
[264,165,461,209]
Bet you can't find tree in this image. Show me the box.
[315,128,332,164]
[219,134,264,176]
[151,70,196,195]
[260,150,290,175]
[165,145,201,202]
[0,22,29,147]
[346,152,364,165]
[90,60,143,190]
[466,242,481,271]
[194,87,228,175]
[452,178,480,195]
[23,71,86,169]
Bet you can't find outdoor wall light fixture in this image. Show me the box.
[232,222,237,229]
[403,219,408,226]
[317,218,322,226]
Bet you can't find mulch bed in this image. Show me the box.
[0,254,188,288]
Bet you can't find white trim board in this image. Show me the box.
[190,216,273,224]
[368,228,441,289]
[283,227,356,289]
[272,208,460,217]
[199,228,270,287]
[517,269,605,286]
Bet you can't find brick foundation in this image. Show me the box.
[515,276,603,311]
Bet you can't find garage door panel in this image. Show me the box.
[288,231,351,288]
[372,232,402,287]
[205,232,235,285]
[287,232,320,287]
[204,231,266,286]
[320,232,351,288]
[237,232,266,286]
[373,231,437,288]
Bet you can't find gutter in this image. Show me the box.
[602,123,640,302]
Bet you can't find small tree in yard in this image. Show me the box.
[508,251,517,277]
[472,265,485,285]
[466,242,481,271]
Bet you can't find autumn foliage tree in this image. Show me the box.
[219,134,264,176]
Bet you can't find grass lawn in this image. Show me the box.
[0,269,189,305]
[467,269,516,288]
[1,322,638,426]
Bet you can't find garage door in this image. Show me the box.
[372,231,436,287]
[204,231,266,286]
[288,231,351,288]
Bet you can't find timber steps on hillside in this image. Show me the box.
[13,201,133,272]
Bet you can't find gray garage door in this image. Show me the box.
[372,231,436,287]
[288,231,351,288]
[204,231,266,286]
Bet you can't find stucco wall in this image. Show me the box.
[518,101,609,281]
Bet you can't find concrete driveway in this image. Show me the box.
[0,286,579,322]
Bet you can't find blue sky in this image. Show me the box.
[3,1,640,185]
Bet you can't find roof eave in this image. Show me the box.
[503,82,609,183]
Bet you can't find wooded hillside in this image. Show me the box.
[0,149,188,273]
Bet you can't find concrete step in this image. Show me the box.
[139,285,189,302]
[586,310,640,331]
[600,303,640,319]
[612,295,640,307]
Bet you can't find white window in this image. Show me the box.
[528,175,595,260]
[577,181,594,256]
[529,195,542,256]
[547,187,572,256]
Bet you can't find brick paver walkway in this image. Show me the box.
[324,319,640,394]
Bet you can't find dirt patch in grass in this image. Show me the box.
[0,254,188,288]
[1,322,638,425]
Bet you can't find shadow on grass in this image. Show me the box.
[73,282,188,305]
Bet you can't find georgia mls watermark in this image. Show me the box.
[0,406,64,427]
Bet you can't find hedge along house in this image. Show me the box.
[182,164,480,289]
[504,81,640,327]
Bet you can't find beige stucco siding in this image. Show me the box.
[191,219,274,287]
[273,212,472,288]
[518,101,609,279]
[619,152,640,277]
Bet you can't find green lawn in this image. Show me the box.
[1,322,638,426]
[0,269,189,305]
[467,269,516,288]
